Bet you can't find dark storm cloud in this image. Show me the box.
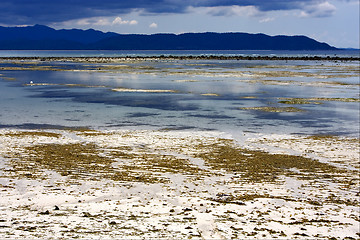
[0,0,324,25]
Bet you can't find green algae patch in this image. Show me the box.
[243,79,360,87]
[0,65,60,71]
[25,143,112,177]
[211,193,271,204]
[279,97,360,103]
[98,64,157,71]
[194,139,344,182]
[213,192,359,207]
[240,106,305,112]
[246,71,321,78]
[3,130,206,183]
[327,81,360,86]
[310,97,360,102]
[305,135,360,143]
[278,98,323,105]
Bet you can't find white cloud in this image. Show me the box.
[73,17,112,26]
[149,22,158,28]
[129,20,138,25]
[201,5,264,17]
[75,19,91,25]
[112,17,126,24]
[61,16,138,27]
[300,1,336,18]
[112,17,138,25]
[93,18,112,26]
[259,17,275,23]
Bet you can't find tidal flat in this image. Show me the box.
[0,129,359,239]
[0,57,359,239]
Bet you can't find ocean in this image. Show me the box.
[0,50,359,138]
[0,49,359,57]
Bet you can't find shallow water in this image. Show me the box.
[0,49,359,57]
[0,58,359,138]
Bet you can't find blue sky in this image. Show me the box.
[0,0,359,48]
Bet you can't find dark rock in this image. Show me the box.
[82,212,92,217]
[39,210,50,215]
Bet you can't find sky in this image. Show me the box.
[0,0,359,48]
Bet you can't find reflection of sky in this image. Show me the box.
[0,59,359,137]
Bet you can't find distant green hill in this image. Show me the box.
[0,25,337,50]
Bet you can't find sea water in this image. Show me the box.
[0,50,359,138]
[0,49,359,58]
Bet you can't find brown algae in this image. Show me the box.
[278,97,360,104]
[3,130,206,183]
[193,139,345,182]
[7,142,161,183]
[3,131,62,138]
[239,106,305,112]
[3,130,348,183]
[278,98,323,105]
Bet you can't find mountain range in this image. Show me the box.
[0,24,337,50]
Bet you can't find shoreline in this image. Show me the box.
[1,55,359,62]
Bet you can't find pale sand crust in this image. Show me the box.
[0,129,359,239]
[111,88,177,93]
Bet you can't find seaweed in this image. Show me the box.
[239,106,305,112]
[194,139,345,182]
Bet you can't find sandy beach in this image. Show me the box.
[0,129,359,239]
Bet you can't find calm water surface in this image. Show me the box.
[0,49,359,57]
[0,51,359,138]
